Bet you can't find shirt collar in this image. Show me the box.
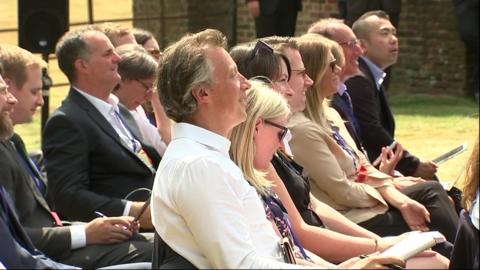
[173,122,232,156]
[337,81,348,96]
[361,56,386,91]
[73,86,120,119]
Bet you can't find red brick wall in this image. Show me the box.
[135,0,469,95]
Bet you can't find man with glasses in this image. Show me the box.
[42,25,161,232]
[113,44,168,156]
[307,15,437,180]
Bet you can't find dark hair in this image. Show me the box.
[352,10,390,39]
[132,28,156,46]
[230,42,291,82]
[55,25,100,82]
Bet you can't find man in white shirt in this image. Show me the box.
[151,28,307,269]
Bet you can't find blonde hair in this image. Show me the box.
[0,44,47,89]
[229,80,290,194]
[297,34,336,133]
[462,138,479,211]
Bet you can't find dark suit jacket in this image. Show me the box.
[0,139,72,259]
[42,88,161,222]
[345,57,420,176]
[0,186,76,269]
[330,92,364,154]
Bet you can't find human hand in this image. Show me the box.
[412,160,438,180]
[398,200,431,232]
[379,143,403,175]
[246,0,260,17]
[393,176,425,190]
[85,216,135,245]
[337,252,405,269]
[130,201,153,230]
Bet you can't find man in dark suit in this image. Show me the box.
[0,44,154,268]
[344,11,437,179]
[42,25,160,229]
[246,0,302,38]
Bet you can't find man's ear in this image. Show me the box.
[191,85,209,104]
[74,58,89,75]
[359,38,368,53]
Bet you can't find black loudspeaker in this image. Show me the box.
[18,0,69,54]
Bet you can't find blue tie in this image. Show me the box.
[341,91,361,136]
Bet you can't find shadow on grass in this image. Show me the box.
[389,94,479,117]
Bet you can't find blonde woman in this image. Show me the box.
[288,33,456,257]
[450,138,479,269]
[229,79,405,269]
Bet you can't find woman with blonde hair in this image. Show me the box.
[289,32,458,245]
[449,138,479,269]
[229,79,405,268]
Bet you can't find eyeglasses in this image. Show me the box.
[247,40,274,66]
[264,119,288,141]
[147,49,162,60]
[329,59,337,72]
[339,39,360,49]
[135,79,155,94]
[291,67,307,77]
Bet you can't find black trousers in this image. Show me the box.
[254,0,299,38]
[359,181,458,248]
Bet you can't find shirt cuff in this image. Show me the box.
[123,201,132,216]
[69,225,87,249]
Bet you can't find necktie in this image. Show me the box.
[341,91,361,137]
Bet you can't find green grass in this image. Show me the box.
[389,94,478,186]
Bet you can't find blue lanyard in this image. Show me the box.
[262,192,311,262]
[329,122,357,169]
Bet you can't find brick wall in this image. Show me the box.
[134,0,468,95]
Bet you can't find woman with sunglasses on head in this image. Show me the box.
[230,41,294,99]
[229,80,405,269]
[286,33,455,261]
[230,40,447,268]
[113,44,168,156]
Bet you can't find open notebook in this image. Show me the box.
[381,231,446,261]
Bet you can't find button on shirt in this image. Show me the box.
[151,123,303,269]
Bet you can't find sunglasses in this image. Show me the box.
[264,119,289,141]
[250,75,274,86]
[329,59,337,72]
[247,40,274,66]
[339,39,360,49]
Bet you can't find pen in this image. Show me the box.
[94,211,107,218]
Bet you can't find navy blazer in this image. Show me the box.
[0,186,77,269]
[345,57,420,176]
[42,88,161,221]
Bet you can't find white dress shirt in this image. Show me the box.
[130,106,167,156]
[73,87,138,216]
[151,123,305,269]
